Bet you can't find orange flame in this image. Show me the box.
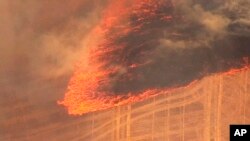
[58,0,175,115]
[58,0,249,115]
[222,65,249,75]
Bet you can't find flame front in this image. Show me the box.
[58,0,250,115]
[58,0,175,115]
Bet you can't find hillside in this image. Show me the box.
[1,68,249,141]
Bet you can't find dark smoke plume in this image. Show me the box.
[56,0,250,115]
[96,0,250,94]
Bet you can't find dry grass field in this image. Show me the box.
[1,69,249,141]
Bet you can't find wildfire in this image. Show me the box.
[58,0,250,115]
[222,65,249,75]
[58,0,176,115]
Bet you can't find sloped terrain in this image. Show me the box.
[1,69,249,141]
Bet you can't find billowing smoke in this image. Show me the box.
[0,0,110,119]
[0,0,110,83]
[104,0,250,93]
[58,0,250,115]
[1,1,116,137]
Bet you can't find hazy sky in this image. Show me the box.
[0,0,110,139]
[0,0,250,139]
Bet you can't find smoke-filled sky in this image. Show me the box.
[0,0,111,138]
[0,0,250,119]
[56,0,250,115]
[95,0,250,93]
